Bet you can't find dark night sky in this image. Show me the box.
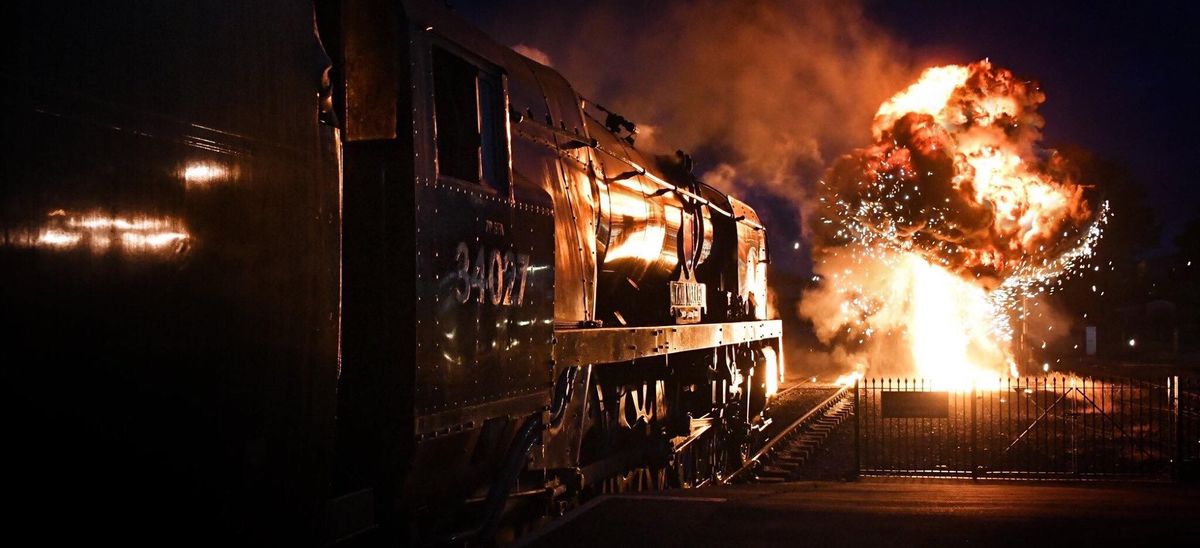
[454,0,1200,254]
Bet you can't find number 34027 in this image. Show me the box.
[452,242,530,306]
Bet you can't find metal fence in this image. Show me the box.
[855,376,1199,479]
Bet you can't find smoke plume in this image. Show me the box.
[465,0,915,214]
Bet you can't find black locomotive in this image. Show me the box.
[2,1,781,544]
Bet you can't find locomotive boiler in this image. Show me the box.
[1,0,781,544]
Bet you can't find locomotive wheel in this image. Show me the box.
[600,465,671,494]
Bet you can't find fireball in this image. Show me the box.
[803,60,1106,389]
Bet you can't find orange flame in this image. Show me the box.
[804,60,1105,387]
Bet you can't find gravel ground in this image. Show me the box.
[759,383,840,442]
[751,382,858,482]
[748,383,859,482]
[791,409,858,481]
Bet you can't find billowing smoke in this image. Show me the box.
[801,60,1106,385]
[511,44,552,67]
[463,0,915,211]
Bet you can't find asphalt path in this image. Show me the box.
[519,479,1200,547]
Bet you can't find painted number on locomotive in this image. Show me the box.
[453,242,530,306]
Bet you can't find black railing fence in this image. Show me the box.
[855,376,1199,479]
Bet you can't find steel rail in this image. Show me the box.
[772,380,816,400]
[723,384,852,484]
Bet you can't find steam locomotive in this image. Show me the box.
[2,1,780,544]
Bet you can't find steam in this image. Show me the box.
[512,44,552,67]
[467,0,915,208]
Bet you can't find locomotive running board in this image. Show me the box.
[553,320,782,366]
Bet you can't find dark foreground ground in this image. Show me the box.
[518,479,1200,547]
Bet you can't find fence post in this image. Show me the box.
[854,378,861,479]
[970,381,978,478]
[1174,376,1182,481]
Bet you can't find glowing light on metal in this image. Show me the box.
[183,162,228,186]
[5,210,191,254]
[762,346,780,398]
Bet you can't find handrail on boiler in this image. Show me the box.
[527,112,765,233]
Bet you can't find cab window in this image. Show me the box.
[432,46,507,192]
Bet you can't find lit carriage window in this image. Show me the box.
[432,46,508,192]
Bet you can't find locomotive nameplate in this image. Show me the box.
[881,391,950,419]
[669,281,706,324]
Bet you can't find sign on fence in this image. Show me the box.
[881,391,950,418]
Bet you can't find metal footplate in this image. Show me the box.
[553,319,782,366]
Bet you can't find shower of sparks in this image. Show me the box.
[801,60,1106,389]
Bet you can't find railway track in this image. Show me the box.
[725,384,855,483]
